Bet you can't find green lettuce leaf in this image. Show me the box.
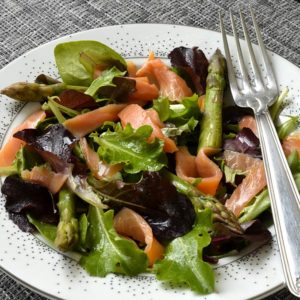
[277,116,299,140]
[162,117,198,137]
[80,206,148,276]
[240,150,300,223]
[0,146,44,176]
[287,150,300,173]
[27,214,57,242]
[154,208,214,294]
[54,40,127,86]
[270,87,289,121]
[93,124,167,174]
[224,165,246,187]
[153,94,201,126]
[84,67,126,98]
[153,97,171,122]
[239,189,270,224]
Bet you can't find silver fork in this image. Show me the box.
[220,8,300,297]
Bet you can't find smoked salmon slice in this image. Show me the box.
[118,104,178,153]
[136,56,192,102]
[79,137,122,179]
[225,151,267,217]
[223,150,262,172]
[64,104,126,138]
[282,134,300,156]
[127,61,137,77]
[113,207,164,267]
[0,110,46,167]
[175,146,223,196]
[21,165,68,194]
[127,77,159,105]
[239,115,258,137]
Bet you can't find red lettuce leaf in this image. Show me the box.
[223,127,261,157]
[204,219,271,257]
[98,77,136,101]
[168,47,209,95]
[92,171,196,242]
[8,212,35,233]
[58,90,97,109]
[14,124,77,172]
[223,106,253,126]
[2,176,58,232]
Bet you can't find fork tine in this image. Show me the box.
[230,10,251,93]
[239,8,264,91]
[250,6,277,90]
[219,13,240,100]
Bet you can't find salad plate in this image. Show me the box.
[0,24,300,300]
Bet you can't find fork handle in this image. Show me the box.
[255,110,300,297]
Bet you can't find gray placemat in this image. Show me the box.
[0,0,299,299]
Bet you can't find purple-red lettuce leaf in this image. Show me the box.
[98,76,136,101]
[204,219,271,257]
[223,127,261,157]
[168,47,209,95]
[58,90,97,109]
[14,124,77,172]
[222,106,253,126]
[8,212,35,233]
[2,176,58,232]
[89,171,196,242]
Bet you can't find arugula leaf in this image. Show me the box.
[80,206,148,276]
[54,41,127,86]
[93,124,167,174]
[154,208,214,294]
[84,67,126,98]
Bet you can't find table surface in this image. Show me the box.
[0,0,299,299]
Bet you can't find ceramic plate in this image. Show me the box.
[1,24,300,300]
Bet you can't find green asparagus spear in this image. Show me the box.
[55,188,79,251]
[163,170,243,234]
[0,82,87,102]
[198,49,226,151]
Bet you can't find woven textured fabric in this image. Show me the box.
[0,0,299,299]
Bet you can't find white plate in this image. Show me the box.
[0,24,300,300]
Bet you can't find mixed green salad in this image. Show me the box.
[0,40,299,295]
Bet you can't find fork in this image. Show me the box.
[220,7,300,297]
